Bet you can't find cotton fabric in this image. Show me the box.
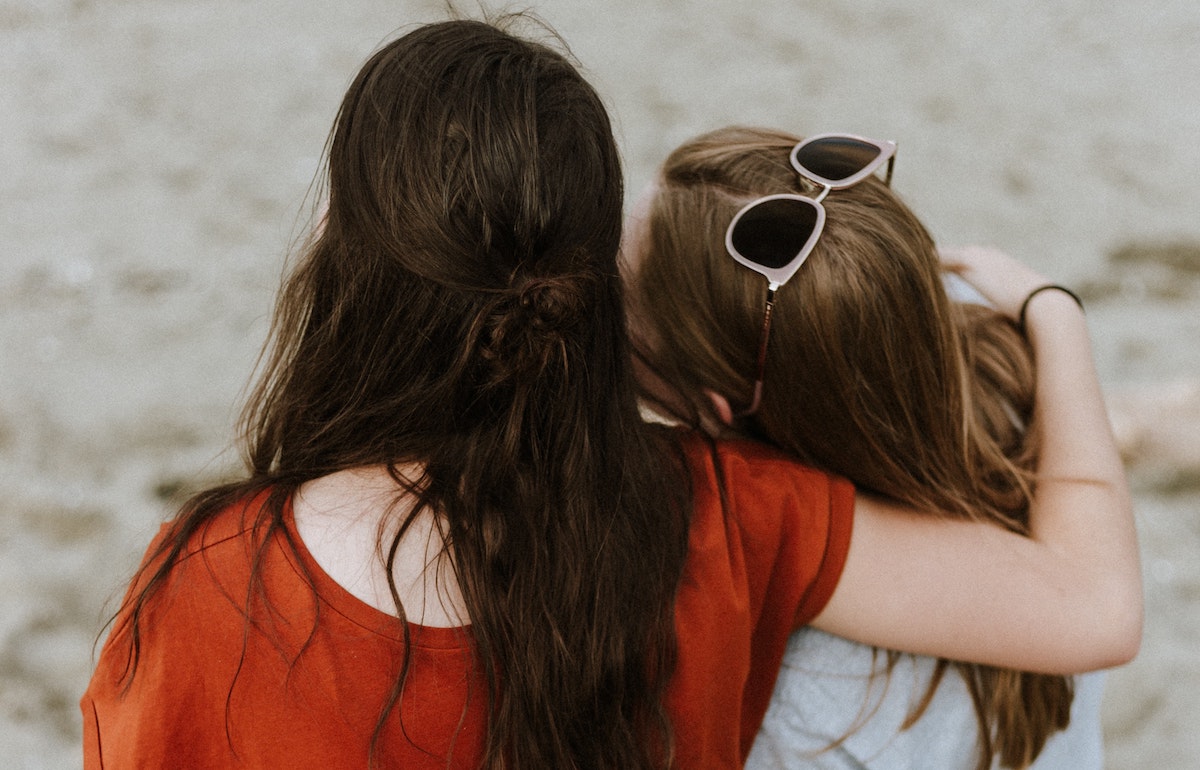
[82,433,854,769]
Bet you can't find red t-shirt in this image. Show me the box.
[82,434,853,768]
[667,434,854,768]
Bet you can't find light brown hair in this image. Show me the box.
[627,125,1070,769]
[114,18,689,769]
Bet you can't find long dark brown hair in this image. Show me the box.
[627,126,1071,769]
[113,18,689,769]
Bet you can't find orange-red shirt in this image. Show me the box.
[82,434,853,768]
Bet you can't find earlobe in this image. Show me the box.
[703,389,735,426]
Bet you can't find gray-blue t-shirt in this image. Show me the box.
[746,627,1106,770]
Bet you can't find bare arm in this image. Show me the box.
[811,247,1142,674]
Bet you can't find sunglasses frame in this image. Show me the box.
[724,133,897,416]
[790,132,897,190]
[725,194,827,290]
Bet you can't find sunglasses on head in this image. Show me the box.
[724,133,897,416]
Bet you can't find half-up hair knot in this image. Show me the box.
[477,271,595,386]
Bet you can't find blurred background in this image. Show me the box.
[2,1,1197,766]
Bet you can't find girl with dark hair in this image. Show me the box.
[83,17,691,769]
[623,126,1139,769]
[83,20,1138,770]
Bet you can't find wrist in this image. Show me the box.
[1018,285,1084,334]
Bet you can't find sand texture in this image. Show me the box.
[2,1,1198,767]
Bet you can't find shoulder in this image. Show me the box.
[677,430,854,515]
[676,431,856,620]
[85,489,286,717]
[156,489,279,584]
[84,488,344,767]
[87,488,310,699]
[106,489,286,641]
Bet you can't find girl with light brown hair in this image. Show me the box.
[624,126,1138,769]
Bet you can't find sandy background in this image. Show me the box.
[2,0,1198,767]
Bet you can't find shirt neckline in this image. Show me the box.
[279,494,472,650]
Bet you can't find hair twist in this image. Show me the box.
[477,272,593,385]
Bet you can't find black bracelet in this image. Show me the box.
[1018,284,1084,333]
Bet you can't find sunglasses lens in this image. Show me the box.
[793,136,882,183]
[730,197,820,269]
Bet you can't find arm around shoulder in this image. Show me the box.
[812,486,1140,674]
[812,248,1142,674]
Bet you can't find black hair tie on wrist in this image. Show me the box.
[1018,284,1084,334]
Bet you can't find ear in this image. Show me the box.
[703,389,735,426]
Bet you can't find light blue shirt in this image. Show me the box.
[744,602,1107,768]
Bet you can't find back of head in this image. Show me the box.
[627,126,1065,768]
[240,17,686,768]
[630,126,981,515]
[259,17,627,470]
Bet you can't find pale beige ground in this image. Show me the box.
[2,1,1198,767]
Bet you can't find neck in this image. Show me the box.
[292,464,468,627]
